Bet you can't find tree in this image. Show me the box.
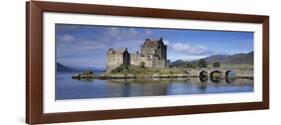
[197,59,208,68]
[213,62,220,68]
[184,62,194,68]
[120,64,129,71]
[111,64,129,73]
[139,62,145,68]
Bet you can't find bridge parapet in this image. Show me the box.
[186,68,253,78]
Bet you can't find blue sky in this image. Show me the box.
[56,24,253,68]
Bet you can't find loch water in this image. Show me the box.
[56,72,253,100]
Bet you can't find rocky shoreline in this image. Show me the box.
[72,72,190,79]
[71,71,253,80]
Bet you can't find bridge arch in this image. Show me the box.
[199,75,208,83]
[225,70,236,83]
[210,70,223,78]
[225,70,236,78]
[210,70,223,83]
[187,68,252,78]
[199,71,208,78]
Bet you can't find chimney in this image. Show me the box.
[160,37,163,41]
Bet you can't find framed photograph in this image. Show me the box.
[26,1,269,124]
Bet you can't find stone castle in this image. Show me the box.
[106,38,170,72]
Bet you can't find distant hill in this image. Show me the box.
[56,62,77,72]
[204,51,253,64]
[71,66,106,73]
[170,60,188,67]
[170,51,253,67]
[56,62,106,73]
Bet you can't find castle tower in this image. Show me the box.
[106,38,170,72]
[140,38,169,68]
[141,37,167,60]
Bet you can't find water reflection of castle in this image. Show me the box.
[106,38,170,72]
[106,78,190,97]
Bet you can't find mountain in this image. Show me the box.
[170,51,253,67]
[70,66,106,73]
[204,51,253,64]
[56,62,106,73]
[169,60,187,66]
[56,62,77,72]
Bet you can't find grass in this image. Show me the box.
[218,64,253,69]
[109,65,186,76]
[201,64,253,69]
[107,64,253,76]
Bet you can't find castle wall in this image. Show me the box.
[141,46,156,57]
[154,59,166,68]
[139,56,169,68]
[107,54,124,72]
[142,55,153,67]
[130,53,142,66]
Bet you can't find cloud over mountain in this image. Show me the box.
[164,40,211,55]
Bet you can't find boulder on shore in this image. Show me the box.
[72,71,96,79]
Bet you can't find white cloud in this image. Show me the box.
[79,40,108,50]
[128,28,138,36]
[168,42,210,55]
[100,27,149,50]
[107,27,120,36]
[106,27,139,39]
[163,40,170,45]
[144,29,153,36]
[58,34,75,42]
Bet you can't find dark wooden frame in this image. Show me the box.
[26,1,269,124]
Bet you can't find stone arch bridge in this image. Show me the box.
[187,68,253,78]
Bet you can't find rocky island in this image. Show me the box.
[71,38,253,80]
